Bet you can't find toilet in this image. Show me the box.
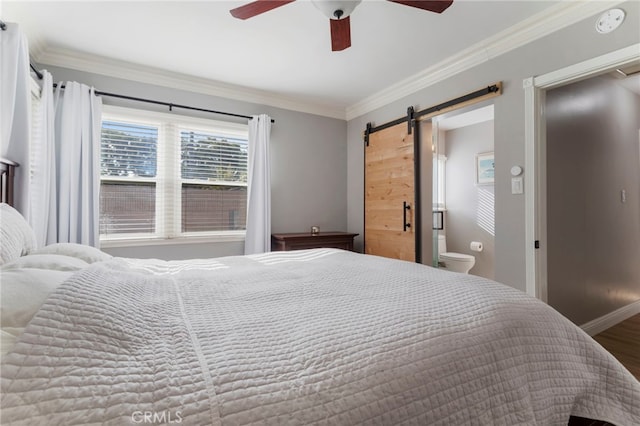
[437,234,476,274]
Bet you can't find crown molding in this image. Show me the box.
[29,0,626,123]
[345,0,626,121]
[26,34,46,62]
[33,47,347,120]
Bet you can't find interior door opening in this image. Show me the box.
[422,102,496,279]
[545,69,640,327]
[524,44,640,333]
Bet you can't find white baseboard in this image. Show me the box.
[580,299,640,337]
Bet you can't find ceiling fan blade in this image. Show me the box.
[387,0,453,14]
[230,0,296,20]
[330,17,351,51]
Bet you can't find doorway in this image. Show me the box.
[524,44,640,331]
[426,103,496,279]
[545,72,640,326]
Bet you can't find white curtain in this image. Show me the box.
[0,22,31,216]
[29,70,58,246]
[52,82,102,247]
[244,114,272,255]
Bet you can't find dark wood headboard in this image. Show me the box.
[0,158,19,207]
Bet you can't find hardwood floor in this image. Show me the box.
[593,314,640,381]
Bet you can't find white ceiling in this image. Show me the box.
[1,1,622,119]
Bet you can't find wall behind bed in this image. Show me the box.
[37,65,348,260]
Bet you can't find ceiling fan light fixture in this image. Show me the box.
[312,0,362,20]
[230,0,453,52]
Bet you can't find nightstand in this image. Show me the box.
[271,232,359,252]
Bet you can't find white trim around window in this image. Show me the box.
[100,105,249,247]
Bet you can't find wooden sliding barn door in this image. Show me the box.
[365,122,419,262]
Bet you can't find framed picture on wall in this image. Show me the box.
[476,151,495,185]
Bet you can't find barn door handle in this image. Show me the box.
[403,202,411,231]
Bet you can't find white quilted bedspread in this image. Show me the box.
[2,249,639,425]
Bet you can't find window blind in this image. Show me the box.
[100,120,158,236]
[99,108,249,242]
[179,129,248,233]
[101,121,158,178]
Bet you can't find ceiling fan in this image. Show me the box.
[230,0,454,51]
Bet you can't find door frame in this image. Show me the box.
[523,43,640,301]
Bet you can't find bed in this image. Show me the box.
[1,194,639,424]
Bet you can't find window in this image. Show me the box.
[433,154,447,210]
[179,129,248,233]
[100,120,158,235]
[99,106,248,244]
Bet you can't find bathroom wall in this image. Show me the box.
[546,74,640,326]
[444,120,495,279]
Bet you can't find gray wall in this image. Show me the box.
[347,1,640,292]
[40,65,347,259]
[444,120,495,280]
[546,74,640,325]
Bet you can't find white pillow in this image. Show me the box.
[0,268,73,328]
[0,203,37,265]
[31,243,112,264]
[1,254,89,271]
[1,327,24,356]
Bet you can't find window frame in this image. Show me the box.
[433,154,447,211]
[100,105,249,248]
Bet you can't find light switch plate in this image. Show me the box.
[511,177,523,194]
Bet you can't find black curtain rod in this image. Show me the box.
[30,63,43,78]
[30,63,274,123]
[0,20,7,30]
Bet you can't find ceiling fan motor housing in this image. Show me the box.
[312,0,362,20]
[230,0,454,51]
